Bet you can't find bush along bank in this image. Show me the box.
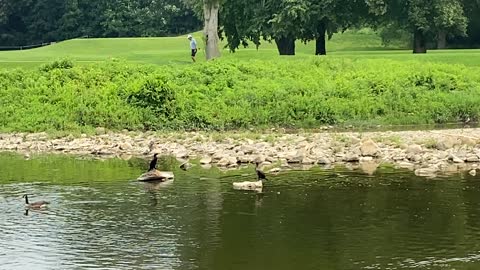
[1,58,480,133]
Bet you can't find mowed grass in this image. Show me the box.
[1,29,480,68]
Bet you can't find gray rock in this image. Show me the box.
[212,151,226,160]
[344,153,360,162]
[407,154,422,163]
[217,157,231,167]
[25,132,48,141]
[436,137,460,150]
[268,167,281,173]
[95,127,106,135]
[317,156,332,165]
[253,155,266,164]
[175,150,189,159]
[119,142,132,151]
[406,144,423,154]
[301,157,316,165]
[227,163,239,168]
[448,154,464,163]
[350,137,361,145]
[415,167,438,177]
[180,161,193,170]
[265,156,277,163]
[469,170,477,176]
[200,156,212,164]
[460,137,477,147]
[466,154,479,163]
[360,161,379,175]
[238,155,254,164]
[360,139,380,156]
[398,161,415,170]
[286,151,304,163]
[359,156,373,162]
[201,164,212,170]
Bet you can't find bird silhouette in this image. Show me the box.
[149,153,158,171]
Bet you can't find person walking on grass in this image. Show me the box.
[187,34,198,62]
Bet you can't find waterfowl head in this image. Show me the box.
[22,194,29,204]
[153,153,158,158]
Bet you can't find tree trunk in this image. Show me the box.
[413,29,427,53]
[437,30,447,49]
[315,21,327,55]
[274,36,295,55]
[203,1,221,60]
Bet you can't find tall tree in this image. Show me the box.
[366,0,468,53]
[221,0,367,56]
[203,0,221,60]
[220,0,309,55]
[302,0,369,55]
[433,0,467,48]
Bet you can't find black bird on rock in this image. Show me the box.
[149,153,158,171]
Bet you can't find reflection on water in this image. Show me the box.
[1,152,480,270]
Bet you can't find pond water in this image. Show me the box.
[1,152,480,270]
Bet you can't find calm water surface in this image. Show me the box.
[1,152,480,270]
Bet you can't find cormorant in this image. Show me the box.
[149,153,158,171]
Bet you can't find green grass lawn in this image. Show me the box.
[1,29,480,68]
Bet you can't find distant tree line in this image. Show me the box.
[1,0,479,55]
[0,0,201,46]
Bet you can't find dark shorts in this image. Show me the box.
[191,49,197,57]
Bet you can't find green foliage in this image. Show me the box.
[378,23,412,47]
[40,58,74,72]
[367,0,469,51]
[125,75,179,129]
[0,0,201,46]
[1,58,480,132]
[220,0,369,55]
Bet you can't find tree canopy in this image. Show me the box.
[0,0,202,46]
[1,0,479,55]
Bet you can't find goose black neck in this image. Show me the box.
[24,195,29,204]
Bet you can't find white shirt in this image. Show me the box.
[190,38,197,49]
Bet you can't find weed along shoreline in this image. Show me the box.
[1,127,479,178]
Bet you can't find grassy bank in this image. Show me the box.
[0,29,395,68]
[1,58,479,133]
[1,29,480,69]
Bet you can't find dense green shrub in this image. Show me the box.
[1,58,480,133]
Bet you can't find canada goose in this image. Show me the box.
[149,153,158,171]
[22,194,49,209]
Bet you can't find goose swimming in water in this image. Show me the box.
[149,153,158,171]
[23,194,49,209]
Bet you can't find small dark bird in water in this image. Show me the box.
[255,162,267,181]
[149,153,158,171]
[23,194,49,209]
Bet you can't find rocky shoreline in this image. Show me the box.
[1,128,479,178]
